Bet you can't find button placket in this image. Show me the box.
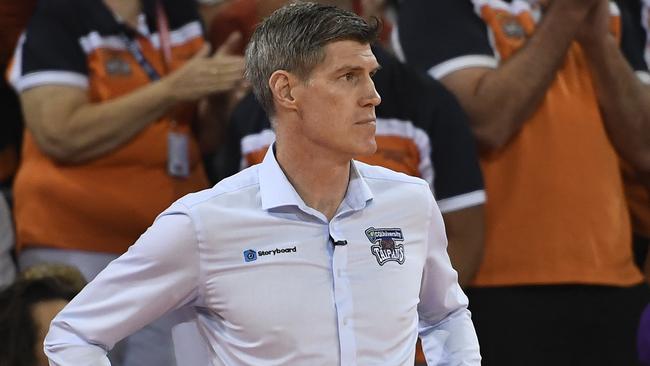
[329,221,357,365]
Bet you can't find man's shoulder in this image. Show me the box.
[355,160,428,187]
[178,165,261,209]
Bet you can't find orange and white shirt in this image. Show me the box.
[396,0,648,286]
[7,0,208,254]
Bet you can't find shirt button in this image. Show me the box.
[343,318,349,326]
[337,269,343,277]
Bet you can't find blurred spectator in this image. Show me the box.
[20,263,87,292]
[195,0,232,29]
[205,0,393,55]
[0,264,84,366]
[0,0,36,195]
[0,195,15,289]
[640,303,650,365]
[625,163,650,279]
[7,0,244,364]
[0,0,37,63]
[396,0,650,364]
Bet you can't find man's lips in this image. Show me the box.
[355,118,376,125]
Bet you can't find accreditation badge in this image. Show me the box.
[167,130,190,178]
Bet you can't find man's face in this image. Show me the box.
[291,40,381,160]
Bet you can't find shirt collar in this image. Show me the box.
[344,159,374,212]
[258,145,374,213]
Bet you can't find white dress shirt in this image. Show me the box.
[45,146,480,365]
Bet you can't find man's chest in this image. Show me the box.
[194,206,428,341]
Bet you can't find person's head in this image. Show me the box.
[245,2,382,158]
[245,1,380,117]
[0,267,84,366]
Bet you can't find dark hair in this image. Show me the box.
[0,277,79,366]
[245,1,380,116]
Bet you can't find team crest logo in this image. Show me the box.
[105,57,132,76]
[497,14,526,39]
[365,227,406,266]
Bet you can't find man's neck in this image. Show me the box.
[275,138,351,222]
[104,0,142,29]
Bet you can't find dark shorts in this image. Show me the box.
[466,284,650,366]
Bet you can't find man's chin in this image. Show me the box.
[353,141,378,158]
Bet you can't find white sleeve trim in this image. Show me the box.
[437,190,486,213]
[11,71,88,92]
[428,55,498,80]
[637,71,650,85]
[391,26,407,63]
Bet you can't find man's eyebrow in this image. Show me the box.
[332,64,383,74]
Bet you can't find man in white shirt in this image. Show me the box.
[45,3,480,365]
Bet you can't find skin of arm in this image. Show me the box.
[20,36,244,164]
[440,0,596,150]
[576,1,650,187]
[195,33,249,155]
[443,205,485,287]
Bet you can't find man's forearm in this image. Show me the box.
[443,206,484,287]
[445,2,590,149]
[582,34,650,173]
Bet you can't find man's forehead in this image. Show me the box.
[320,40,378,68]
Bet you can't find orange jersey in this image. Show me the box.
[7,0,208,254]
[397,0,645,286]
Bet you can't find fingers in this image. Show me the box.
[214,32,243,58]
[192,73,245,96]
[192,43,212,60]
[207,58,245,73]
[167,39,245,101]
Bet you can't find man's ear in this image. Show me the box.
[269,70,298,112]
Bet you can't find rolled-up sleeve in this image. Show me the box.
[417,190,481,365]
[45,203,202,366]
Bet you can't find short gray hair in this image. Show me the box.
[245,2,380,116]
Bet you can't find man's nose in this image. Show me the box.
[361,79,381,107]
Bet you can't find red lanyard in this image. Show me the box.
[155,0,172,72]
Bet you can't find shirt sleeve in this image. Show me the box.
[395,0,496,79]
[417,189,481,364]
[44,203,202,365]
[372,45,485,212]
[7,0,88,92]
[428,79,485,212]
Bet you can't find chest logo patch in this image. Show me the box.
[365,227,406,266]
[104,57,132,76]
[496,13,526,40]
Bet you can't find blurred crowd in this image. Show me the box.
[1,0,649,365]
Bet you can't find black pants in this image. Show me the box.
[466,284,650,366]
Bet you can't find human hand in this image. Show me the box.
[575,0,611,48]
[163,32,246,102]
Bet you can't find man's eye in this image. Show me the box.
[344,73,357,82]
